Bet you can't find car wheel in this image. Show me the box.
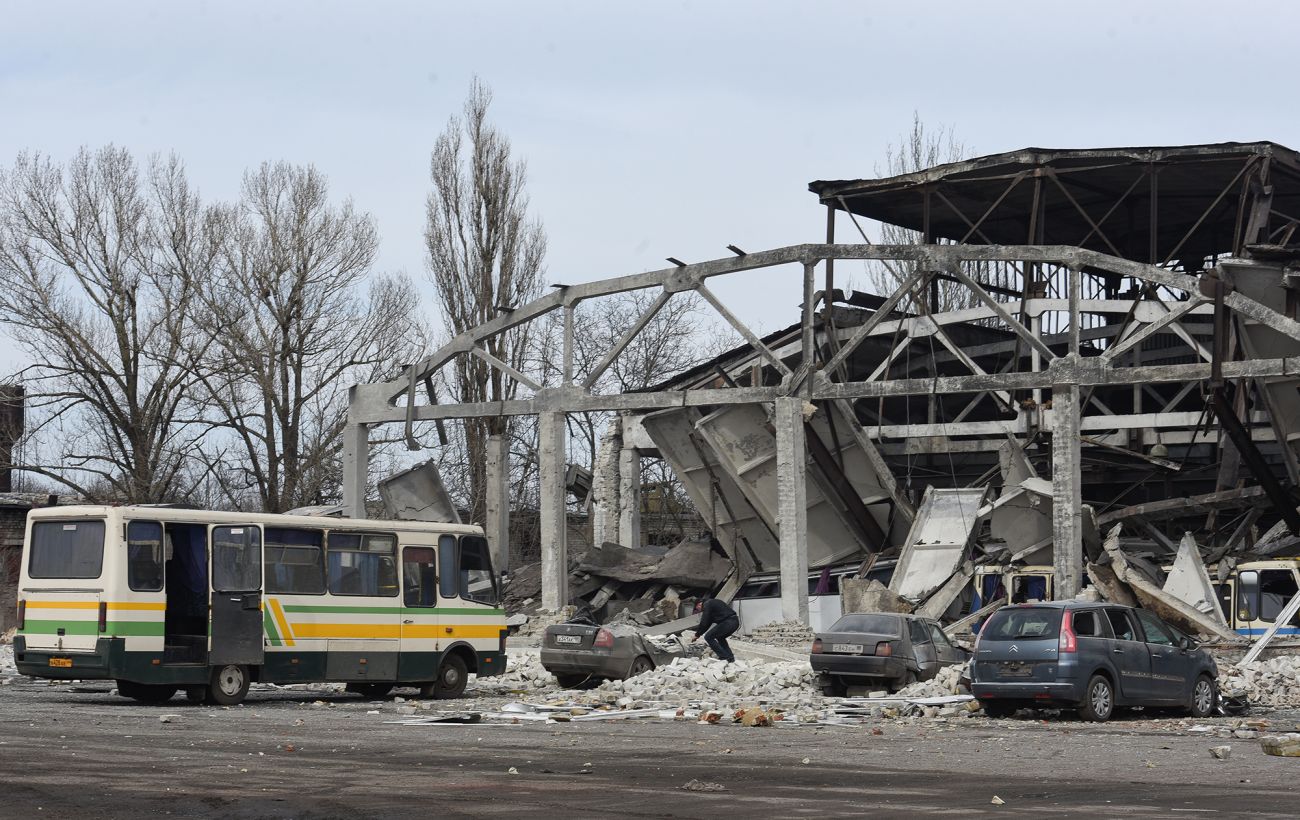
[554,672,596,689]
[821,677,847,697]
[981,700,1017,719]
[626,655,655,679]
[892,670,917,692]
[1187,675,1217,718]
[1077,674,1114,722]
[432,654,468,699]
[207,664,251,706]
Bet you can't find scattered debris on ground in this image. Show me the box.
[1260,733,1300,757]
[1219,656,1300,708]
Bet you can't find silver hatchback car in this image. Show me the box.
[970,601,1218,721]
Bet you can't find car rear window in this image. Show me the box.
[828,614,902,635]
[981,607,1062,641]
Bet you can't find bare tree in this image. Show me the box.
[425,77,546,521]
[193,162,420,512]
[0,147,216,502]
[863,113,976,310]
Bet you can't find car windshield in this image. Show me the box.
[981,607,1063,641]
[828,614,902,636]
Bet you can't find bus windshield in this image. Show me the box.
[28,520,106,579]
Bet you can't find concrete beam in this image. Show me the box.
[775,397,810,624]
[341,411,368,518]
[539,411,568,610]
[592,424,621,546]
[617,447,641,549]
[1052,376,1083,599]
[484,433,510,575]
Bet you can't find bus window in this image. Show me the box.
[438,534,458,598]
[1237,570,1259,623]
[403,547,437,607]
[212,526,262,592]
[265,528,325,595]
[327,532,397,597]
[29,520,105,579]
[459,536,497,605]
[126,521,164,591]
[1259,569,1300,625]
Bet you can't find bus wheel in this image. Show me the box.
[346,683,394,700]
[118,680,177,704]
[432,654,468,699]
[208,664,250,706]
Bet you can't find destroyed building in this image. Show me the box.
[345,141,1300,639]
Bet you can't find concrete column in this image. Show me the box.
[340,417,368,519]
[591,423,622,546]
[617,447,640,548]
[484,433,510,575]
[774,397,809,624]
[539,411,568,610]
[1051,380,1083,599]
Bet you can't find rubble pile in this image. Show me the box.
[477,653,559,690]
[894,664,968,699]
[1219,656,1300,707]
[597,657,817,704]
[0,643,15,678]
[744,620,815,649]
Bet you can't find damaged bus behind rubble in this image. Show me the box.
[13,505,506,705]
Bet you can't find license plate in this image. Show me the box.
[999,662,1032,678]
[554,634,583,645]
[48,658,72,668]
[831,643,863,654]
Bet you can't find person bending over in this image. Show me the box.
[691,592,739,663]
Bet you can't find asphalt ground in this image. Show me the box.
[2,677,1298,819]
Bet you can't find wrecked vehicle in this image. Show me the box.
[810,613,967,695]
[971,602,1218,722]
[541,621,690,688]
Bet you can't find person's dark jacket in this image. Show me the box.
[694,597,738,637]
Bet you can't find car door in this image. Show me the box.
[398,545,439,682]
[926,621,964,665]
[1103,608,1151,701]
[1133,609,1187,703]
[909,619,938,678]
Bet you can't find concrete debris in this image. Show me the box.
[990,795,1006,806]
[743,620,815,649]
[680,779,727,792]
[598,657,818,705]
[840,578,910,615]
[0,643,16,677]
[1209,745,1231,760]
[1220,656,1300,708]
[893,664,967,700]
[1260,733,1300,757]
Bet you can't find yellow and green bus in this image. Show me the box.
[13,505,506,705]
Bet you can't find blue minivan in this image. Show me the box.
[971,602,1219,721]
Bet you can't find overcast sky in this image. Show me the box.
[3,0,1297,340]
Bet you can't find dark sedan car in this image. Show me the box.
[811,612,968,695]
[970,601,1219,721]
[540,622,685,688]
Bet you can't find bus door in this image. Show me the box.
[398,544,440,681]
[209,524,265,667]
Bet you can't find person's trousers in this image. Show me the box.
[701,617,739,662]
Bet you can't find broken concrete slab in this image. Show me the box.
[1101,524,1242,642]
[1163,533,1228,626]
[377,459,461,524]
[841,578,911,615]
[890,486,988,602]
